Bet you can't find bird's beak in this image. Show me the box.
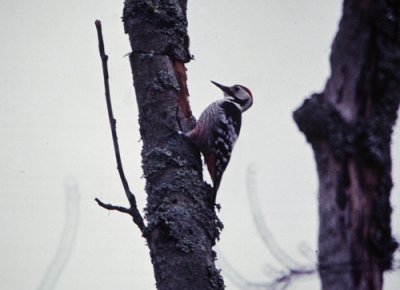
[211,81,231,94]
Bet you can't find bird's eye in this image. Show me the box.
[234,86,240,92]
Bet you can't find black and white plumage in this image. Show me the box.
[185,81,253,204]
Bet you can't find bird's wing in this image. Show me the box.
[208,101,242,202]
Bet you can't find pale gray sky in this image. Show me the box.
[1,1,399,289]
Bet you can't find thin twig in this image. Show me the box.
[94,19,145,233]
[95,198,131,215]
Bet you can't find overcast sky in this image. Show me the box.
[1,1,399,289]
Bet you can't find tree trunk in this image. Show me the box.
[122,1,224,289]
[294,1,400,289]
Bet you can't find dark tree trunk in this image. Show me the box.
[122,1,224,289]
[294,1,400,289]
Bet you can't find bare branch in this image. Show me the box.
[94,20,145,233]
[95,198,131,215]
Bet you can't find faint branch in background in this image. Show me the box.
[297,242,317,264]
[217,252,284,290]
[94,20,145,233]
[218,164,317,289]
[220,164,400,289]
[36,177,80,290]
[246,164,316,270]
[218,251,315,290]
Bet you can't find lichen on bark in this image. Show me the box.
[123,0,224,289]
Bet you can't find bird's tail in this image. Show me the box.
[211,180,221,205]
[204,153,219,204]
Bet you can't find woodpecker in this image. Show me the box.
[184,81,253,204]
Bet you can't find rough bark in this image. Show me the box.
[294,1,400,289]
[122,1,224,289]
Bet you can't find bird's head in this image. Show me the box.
[211,81,253,112]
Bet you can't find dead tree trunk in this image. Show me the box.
[294,1,399,289]
[122,1,224,289]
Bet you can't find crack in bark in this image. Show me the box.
[293,1,400,289]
